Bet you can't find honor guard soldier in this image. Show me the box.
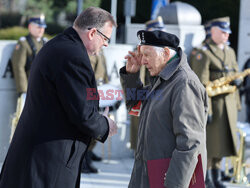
[10,14,47,140]
[190,17,242,188]
[189,20,211,64]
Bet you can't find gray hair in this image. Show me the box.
[153,46,176,57]
[73,7,117,30]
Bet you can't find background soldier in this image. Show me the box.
[10,14,47,140]
[189,20,211,64]
[81,50,108,173]
[190,17,242,188]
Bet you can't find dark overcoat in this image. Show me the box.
[0,27,109,188]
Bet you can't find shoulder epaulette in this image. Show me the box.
[42,37,48,43]
[19,36,26,42]
[201,45,208,51]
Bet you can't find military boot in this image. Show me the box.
[212,169,226,188]
[89,151,102,161]
[81,152,98,173]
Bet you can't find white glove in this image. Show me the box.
[103,107,118,137]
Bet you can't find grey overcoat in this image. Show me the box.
[120,48,208,188]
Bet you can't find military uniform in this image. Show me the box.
[10,14,47,141]
[189,20,211,65]
[11,35,47,93]
[89,50,109,85]
[189,17,242,188]
[191,38,240,160]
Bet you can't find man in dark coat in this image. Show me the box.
[0,7,117,188]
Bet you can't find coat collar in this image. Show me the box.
[206,38,228,52]
[63,27,84,45]
[158,47,186,81]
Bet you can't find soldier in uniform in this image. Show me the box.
[129,16,165,151]
[81,50,108,173]
[10,14,47,140]
[190,17,242,188]
[189,20,211,64]
[89,51,109,85]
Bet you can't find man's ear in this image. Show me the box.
[87,28,96,41]
[28,23,32,31]
[163,47,170,61]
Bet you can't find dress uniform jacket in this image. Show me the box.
[89,50,109,85]
[120,48,208,188]
[0,27,109,188]
[11,34,46,93]
[190,38,240,158]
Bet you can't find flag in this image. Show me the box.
[151,0,168,20]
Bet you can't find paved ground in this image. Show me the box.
[2,157,250,187]
[80,158,134,188]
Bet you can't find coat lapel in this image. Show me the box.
[146,77,162,99]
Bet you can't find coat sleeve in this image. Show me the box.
[11,40,28,93]
[55,57,109,143]
[190,50,213,116]
[119,66,148,111]
[230,49,242,110]
[164,81,207,188]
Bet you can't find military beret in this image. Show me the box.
[210,16,231,34]
[137,30,179,49]
[29,14,47,28]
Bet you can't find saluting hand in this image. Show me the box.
[103,107,118,137]
[125,50,142,73]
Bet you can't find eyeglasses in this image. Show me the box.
[88,28,110,44]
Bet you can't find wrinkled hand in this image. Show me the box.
[103,107,118,137]
[125,50,142,73]
[230,79,243,89]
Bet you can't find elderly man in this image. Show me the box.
[0,7,117,188]
[190,17,241,188]
[120,30,208,188]
[129,16,165,152]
